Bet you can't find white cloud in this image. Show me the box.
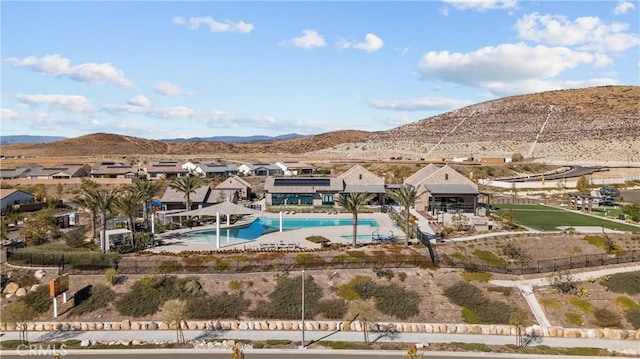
[515,13,640,52]
[342,33,384,52]
[127,95,150,107]
[153,82,194,96]
[172,16,253,33]
[290,30,326,49]
[6,54,133,88]
[443,0,518,11]
[417,43,618,96]
[614,1,636,15]
[15,94,93,113]
[369,97,474,111]
[419,43,604,85]
[0,108,19,120]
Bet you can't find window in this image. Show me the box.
[445,174,449,180]
[359,174,363,180]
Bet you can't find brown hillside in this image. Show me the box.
[315,85,640,165]
[0,130,372,159]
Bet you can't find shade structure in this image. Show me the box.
[165,200,261,217]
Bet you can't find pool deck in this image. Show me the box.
[149,211,403,253]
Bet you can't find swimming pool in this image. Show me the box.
[179,217,379,245]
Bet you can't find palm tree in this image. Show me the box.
[114,188,142,247]
[86,187,121,253]
[75,179,100,240]
[386,184,424,246]
[133,179,162,229]
[168,175,205,211]
[335,192,374,248]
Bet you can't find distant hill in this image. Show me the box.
[313,85,640,165]
[161,133,304,143]
[0,135,67,145]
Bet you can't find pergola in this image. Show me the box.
[166,200,261,249]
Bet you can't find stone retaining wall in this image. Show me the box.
[1,320,639,340]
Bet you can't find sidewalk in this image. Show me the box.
[1,329,640,354]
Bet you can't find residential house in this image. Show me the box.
[26,164,89,179]
[215,175,252,200]
[91,162,138,179]
[0,167,31,179]
[0,189,35,212]
[144,161,188,181]
[263,177,343,206]
[238,163,283,176]
[338,164,387,205]
[275,161,314,176]
[159,185,211,211]
[182,162,239,178]
[404,164,478,214]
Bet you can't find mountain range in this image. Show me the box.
[1,86,638,166]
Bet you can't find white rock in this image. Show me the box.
[34,269,46,280]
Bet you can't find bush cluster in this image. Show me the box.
[592,307,622,328]
[338,276,420,320]
[443,281,515,324]
[73,284,115,315]
[185,292,250,319]
[317,299,348,319]
[21,285,51,314]
[601,271,640,295]
[249,275,322,320]
[115,275,204,317]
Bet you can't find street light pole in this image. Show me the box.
[301,269,305,349]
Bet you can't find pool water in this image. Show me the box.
[179,217,379,245]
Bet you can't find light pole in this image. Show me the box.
[301,269,306,349]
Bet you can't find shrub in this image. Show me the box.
[397,272,407,282]
[159,260,183,273]
[64,227,86,248]
[625,309,640,329]
[104,268,118,285]
[185,292,250,319]
[593,307,622,328]
[548,271,577,295]
[21,284,51,314]
[250,275,322,320]
[601,271,640,295]
[461,271,492,283]
[73,284,115,315]
[500,241,530,262]
[461,307,481,324]
[265,339,292,346]
[229,280,243,291]
[443,281,515,324]
[351,277,378,300]
[317,299,348,320]
[615,296,640,311]
[565,312,584,326]
[373,284,420,320]
[567,297,594,313]
[116,276,204,317]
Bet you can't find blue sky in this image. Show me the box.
[1,0,639,140]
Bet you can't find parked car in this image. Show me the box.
[599,186,619,197]
[600,200,616,207]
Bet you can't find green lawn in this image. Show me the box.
[494,204,640,232]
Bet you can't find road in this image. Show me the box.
[0,348,630,359]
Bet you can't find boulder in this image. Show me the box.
[80,340,91,347]
[131,322,141,330]
[14,287,27,297]
[158,322,169,330]
[283,322,292,330]
[227,340,236,348]
[2,282,19,295]
[60,323,70,331]
[147,322,159,330]
[230,321,239,330]
[239,322,248,330]
[268,322,277,330]
[34,269,46,280]
[121,320,131,330]
[30,284,40,292]
[276,321,284,330]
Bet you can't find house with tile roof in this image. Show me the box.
[25,164,89,179]
[91,162,139,179]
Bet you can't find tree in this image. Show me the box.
[231,346,245,359]
[163,299,187,344]
[509,309,531,348]
[134,180,162,229]
[501,209,515,230]
[169,176,205,211]
[55,183,64,200]
[576,175,590,194]
[20,207,60,246]
[335,192,375,248]
[1,301,36,343]
[33,184,47,202]
[348,301,375,344]
[114,188,142,247]
[85,186,121,253]
[386,184,424,246]
[403,344,424,359]
[451,213,470,231]
[622,202,640,222]
[75,179,100,240]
